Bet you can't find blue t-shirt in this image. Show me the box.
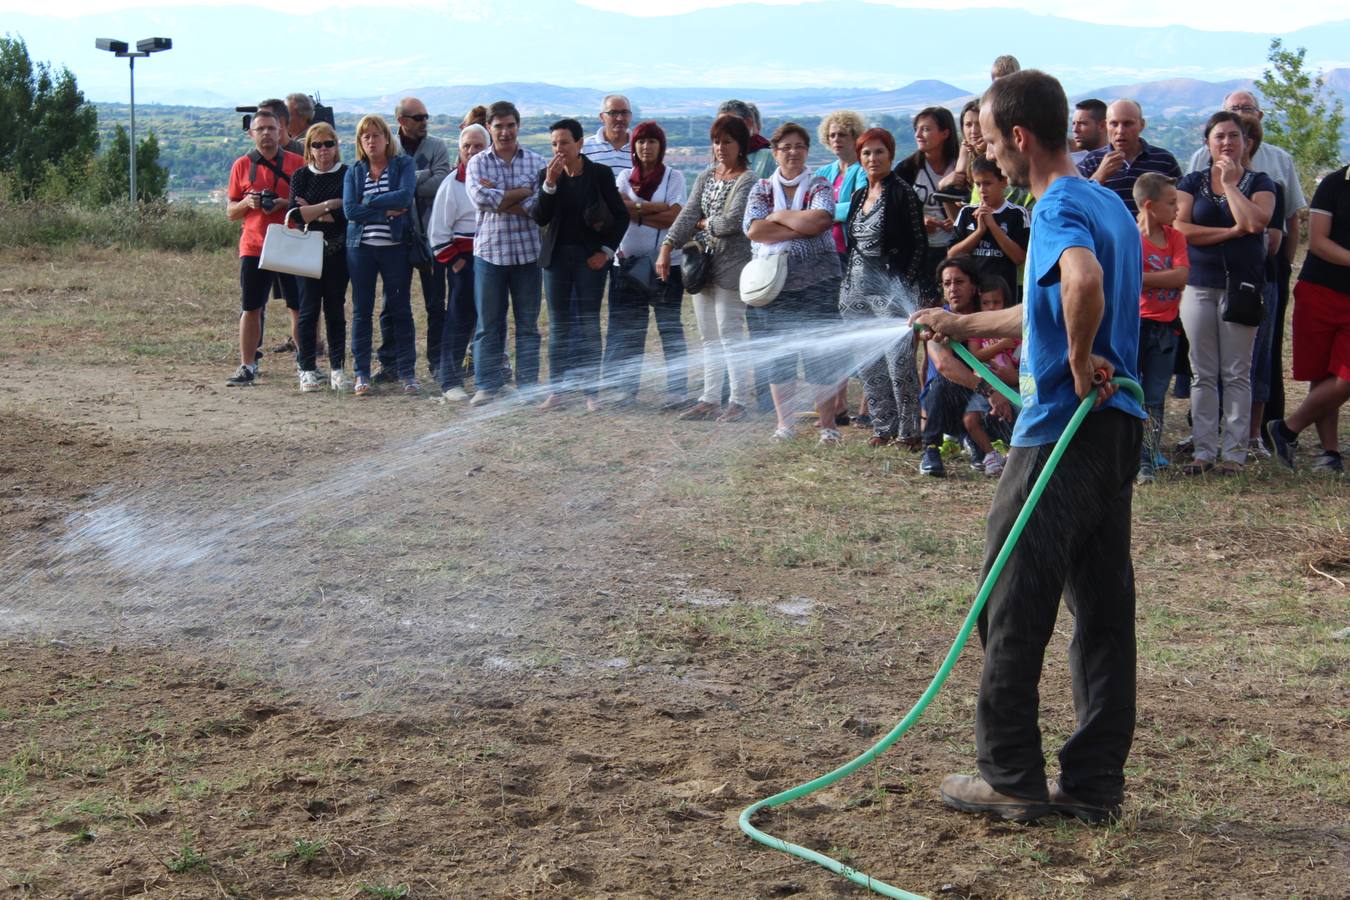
[1176,169,1276,289]
[1014,176,1146,446]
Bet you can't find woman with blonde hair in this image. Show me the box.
[287,121,350,391]
[342,114,418,395]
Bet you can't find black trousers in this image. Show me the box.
[297,253,348,371]
[975,409,1142,807]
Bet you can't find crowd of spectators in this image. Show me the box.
[222,60,1348,477]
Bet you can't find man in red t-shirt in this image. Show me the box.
[224,108,304,386]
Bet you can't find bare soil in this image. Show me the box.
[1,246,1347,898]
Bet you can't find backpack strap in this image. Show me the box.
[247,149,291,190]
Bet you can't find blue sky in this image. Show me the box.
[5,1,1348,106]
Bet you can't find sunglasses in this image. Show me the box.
[404,113,430,122]
[311,140,337,149]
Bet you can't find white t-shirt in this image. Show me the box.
[428,175,477,251]
[616,166,687,265]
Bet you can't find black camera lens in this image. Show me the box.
[259,190,278,212]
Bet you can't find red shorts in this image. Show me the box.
[1292,280,1350,382]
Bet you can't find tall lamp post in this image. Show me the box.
[95,37,172,204]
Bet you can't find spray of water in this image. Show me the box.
[3,276,924,709]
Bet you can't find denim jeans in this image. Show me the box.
[603,263,687,399]
[473,258,541,392]
[921,373,975,447]
[437,255,477,391]
[348,243,415,380]
[1137,318,1179,466]
[542,244,607,395]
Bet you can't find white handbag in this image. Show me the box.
[259,209,324,279]
[740,252,789,307]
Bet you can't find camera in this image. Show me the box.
[248,189,279,211]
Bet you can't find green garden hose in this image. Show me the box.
[738,339,1144,899]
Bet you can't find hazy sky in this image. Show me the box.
[0,0,1342,32]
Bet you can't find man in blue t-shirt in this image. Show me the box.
[912,69,1146,827]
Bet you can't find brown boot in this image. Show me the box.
[677,400,720,421]
[716,402,747,423]
[1047,778,1121,825]
[939,774,1053,822]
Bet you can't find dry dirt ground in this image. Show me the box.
[1,246,1347,899]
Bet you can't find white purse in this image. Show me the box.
[740,252,789,307]
[259,208,324,279]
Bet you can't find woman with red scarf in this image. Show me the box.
[603,121,690,408]
[428,124,489,401]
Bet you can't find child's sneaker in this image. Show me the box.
[982,450,1005,478]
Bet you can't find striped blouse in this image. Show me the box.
[360,168,397,246]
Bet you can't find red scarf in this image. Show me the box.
[749,133,771,153]
[455,160,467,182]
[628,121,667,201]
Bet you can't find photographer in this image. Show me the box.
[225,107,304,387]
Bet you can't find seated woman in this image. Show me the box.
[287,121,349,392]
[838,127,928,448]
[1175,111,1276,475]
[743,122,843,443]
[342,114,418,396]
[657,115,756,423]
[427,123,490,402]
[533,117,629,412]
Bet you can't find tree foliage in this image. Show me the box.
[88,126,169,204]
[1255,38,1346,200]
[0,34,98,197]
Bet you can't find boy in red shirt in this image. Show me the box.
[1133,172,1189,481]
[224,108,304,386]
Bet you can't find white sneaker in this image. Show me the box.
[298,370,323,392]
[470,388,497,407]
[442,386,469,402]
[330,369,353,391]
[982,450,1006,477]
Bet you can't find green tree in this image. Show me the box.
[87,125,169,204]
[1255,38,1346,200]
[0,34,98,196]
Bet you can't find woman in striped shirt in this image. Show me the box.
[343,114,419,396]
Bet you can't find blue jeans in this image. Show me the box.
[437,255,477,391]
[1137,318,1179,466]
[604,263,688,399]
[542,245,607,395]
[473,259,541,392]
[348,243,415,380]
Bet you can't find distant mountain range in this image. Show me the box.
[326,72,1350,120]
[9,1,1350,106]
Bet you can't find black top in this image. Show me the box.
[1299,166,1350,296]
[288,164,349,245]
[952,201,1031,297]
[532,155,629,268]
[1176,168,1277,289]
[844,173,928,288]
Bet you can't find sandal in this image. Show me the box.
[772,426,796,442]
[867,434,893,448]
[1215,461,1245,477]
[1180,461,1213,476]
[353,375,371,396]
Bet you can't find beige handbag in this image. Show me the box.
[259,209,324,279]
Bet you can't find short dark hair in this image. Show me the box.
[908,107,959,169]
[1075,98,1107,122]
[936,254,982,284]
[487,100,520,127]
[979,275,1014,308]
[982,70,1068,152]
[770,122,810,148]
[258,97,289,124]
[971,156,1005,179]
[1203,110,1249,142]
[710,114,750,164]
[549,117,583,142]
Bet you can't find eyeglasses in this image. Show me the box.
[311,140,337,149]
[602,109,632,118]
[403,113,430,122]
[774,144,808,153]
[1227,105,1258,113]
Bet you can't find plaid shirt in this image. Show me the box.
[466,145,546,265]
